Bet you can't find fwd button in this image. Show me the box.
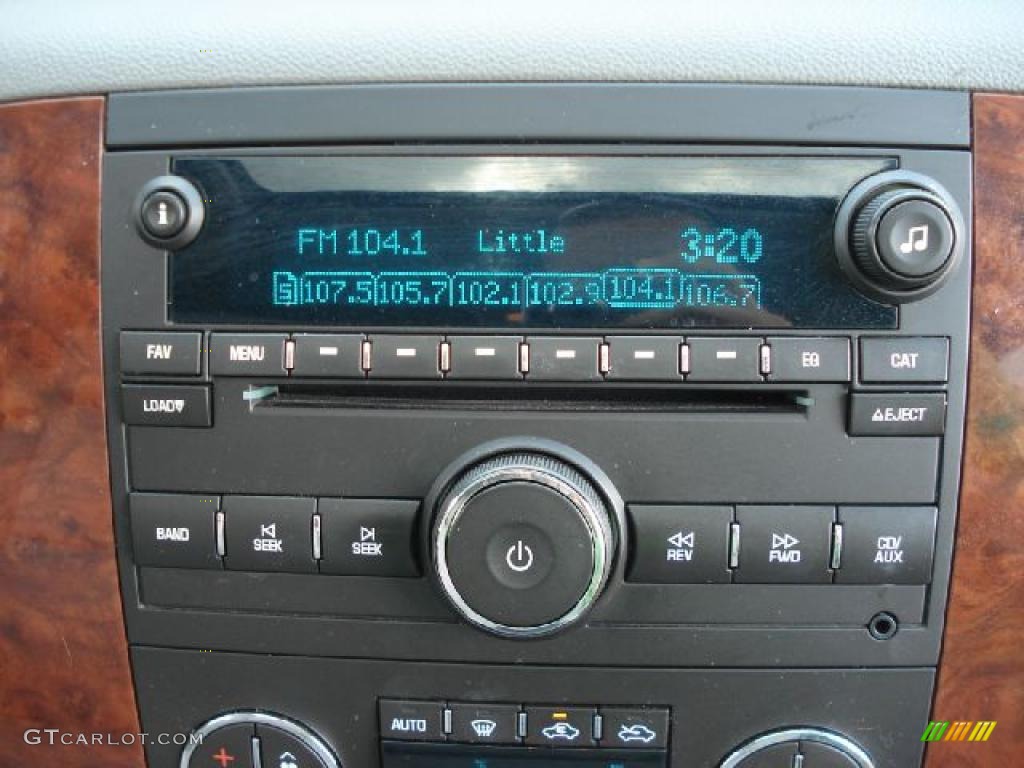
[735,506,835,584]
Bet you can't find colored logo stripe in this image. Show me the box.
[922,720,996,743]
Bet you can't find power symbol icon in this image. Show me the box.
[505,540,535,573]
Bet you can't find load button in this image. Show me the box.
[848,392,946,436]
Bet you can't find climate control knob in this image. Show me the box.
[835,171,964,303]
[431,449,618,638]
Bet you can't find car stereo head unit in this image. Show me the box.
[101,84,971,768]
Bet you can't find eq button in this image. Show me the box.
[766,337,851,382]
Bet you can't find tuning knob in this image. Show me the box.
[430,447,619,638]
[835,171,964,302]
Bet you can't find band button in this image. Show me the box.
[130,493,221,569]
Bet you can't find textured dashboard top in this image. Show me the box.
[1,0,1023,103]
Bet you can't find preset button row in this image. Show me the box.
[379,699,669,750]
[120,331,950,385]
[628,505,937,585]
[130,493,419,576]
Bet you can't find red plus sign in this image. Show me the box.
[211,747,236,767]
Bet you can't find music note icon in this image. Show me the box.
[899,225,929,254]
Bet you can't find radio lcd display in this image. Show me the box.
[169,155,897,328]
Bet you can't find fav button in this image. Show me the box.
[627,505,732,584]
[735,506,835,584]
[860,337,949,383]
[525,706,596,747]
[836,506,937,584]
[379,700,446,742]
[130,493,221,569]
[121,384,211,427]
[120,331,202,376]
[600,708,669,749]
[318,499,420,577]
[223,496,317,573]
[449,703,521,745]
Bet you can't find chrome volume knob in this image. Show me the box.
[432,451,617,638]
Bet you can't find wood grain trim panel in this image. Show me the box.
[927,93,1024,764]
[0,98,143,766]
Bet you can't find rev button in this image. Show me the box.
[121,384,211,427]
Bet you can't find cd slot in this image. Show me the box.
[246,383,811,414]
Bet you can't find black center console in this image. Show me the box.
[101,84,971,768]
